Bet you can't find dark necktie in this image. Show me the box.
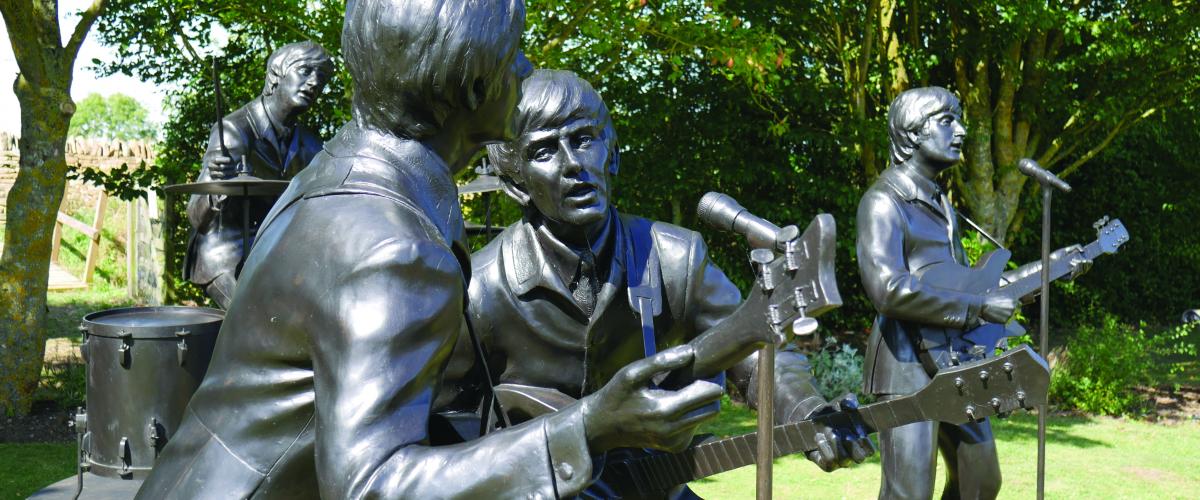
[572,251,598,317]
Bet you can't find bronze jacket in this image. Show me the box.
[856,165,989,396]
[183,97,323,286]
[137,123,593,500]
[439,212,825,424]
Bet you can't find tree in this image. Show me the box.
[0,0,108,416]
[67,92,156,141]
[734,0,1200,244]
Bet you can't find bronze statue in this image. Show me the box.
[856,87,1089,499]
[436,69,871,498]
[138,2,728,498]
[183,41,333,309]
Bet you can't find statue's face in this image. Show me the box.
[518,116,611,228]
[913,110,966,168]
[276,61,331,112]
[474,51,534,143]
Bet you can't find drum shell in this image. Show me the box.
[80,306,223,479]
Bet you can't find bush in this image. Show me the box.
[1050,316,1197,416]
[809,337,873,403]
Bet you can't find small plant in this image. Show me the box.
[1049,315,1198,416]
[34,357,87,410]
[809,337,873,404]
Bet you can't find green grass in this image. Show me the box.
[5,410,1197,499]
[46,286,136,342]
[0,443,76,499]
[691,412,1200,499]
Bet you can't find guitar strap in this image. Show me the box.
[624,217,662,359]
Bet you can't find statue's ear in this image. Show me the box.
[265,69,280,96]
[464,78,487,111]
[500,174,532,207]
[607,140,620,176]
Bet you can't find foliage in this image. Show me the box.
[1050,316,1197,416]
[808,337,872,403]
[33,360,86,411]
[67,92,156,141]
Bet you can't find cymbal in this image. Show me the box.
[457,174,503,196]
[164,176,291,196]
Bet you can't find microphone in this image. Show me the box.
[697,192,795,249]
[1018,159,1071,193]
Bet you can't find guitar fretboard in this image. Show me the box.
[606,396,920,498]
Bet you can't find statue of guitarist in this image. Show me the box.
[437,70,872,498]
[857,87,1091,499]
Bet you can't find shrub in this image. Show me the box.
[809,337,873,403]
[1049,316,1197,415]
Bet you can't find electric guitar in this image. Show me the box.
[493,346,1050,499]
[916,217,1129,361]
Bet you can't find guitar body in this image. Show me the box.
[916,248,1013,360]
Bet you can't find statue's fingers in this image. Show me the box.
[620,345,694,385]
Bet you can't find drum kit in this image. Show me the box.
[61,166,505,498]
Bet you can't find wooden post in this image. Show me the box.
[127,197,135,298]
[82,192,108,284]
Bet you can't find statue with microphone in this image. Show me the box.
[855,87,1101,499]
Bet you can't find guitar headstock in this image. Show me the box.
[909,345,1050,424]
[1092,216,1129,255]
[743,214,842,341]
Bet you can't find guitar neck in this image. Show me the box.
[607,396,923,497]
[998,239,1103,301]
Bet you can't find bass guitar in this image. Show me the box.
[494,346,1050,499]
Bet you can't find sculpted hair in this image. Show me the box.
[342,0,525,139]
[888,86,961,166]
[262,41,334,96]
[487,69,619,182]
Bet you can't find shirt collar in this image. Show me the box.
[882,164,943,205]
[506,208,623,297]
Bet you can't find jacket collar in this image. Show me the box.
[879,164,948,219]
[503,208,626,300]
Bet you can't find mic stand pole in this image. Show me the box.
[1036,185,1052,500]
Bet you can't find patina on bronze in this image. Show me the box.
[436,70,871,498]
[856,87,1090,500]
[183,41,333,309]
[136,2,742,498]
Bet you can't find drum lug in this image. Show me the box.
[118,436,131,474]
[118,330,133,368]
[147,417,163,453]
[77,324,90,363]
[176,329,190,366]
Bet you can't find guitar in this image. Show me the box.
[493,346,1050,499]
[916,217,1129,361]
[669,213,842,383]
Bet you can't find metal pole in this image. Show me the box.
[756,342,775,500]
[1037,186,1052,500]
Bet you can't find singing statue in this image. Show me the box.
[856,87,1090,499]
[435,69,871,498]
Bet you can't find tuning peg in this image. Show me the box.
[965,405,977,421]
[990,398,1002,411]
[1093,216,1110,231]
[750,249,776,291]
[792,317,818,336]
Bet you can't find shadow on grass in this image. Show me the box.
[990,412,1107,448]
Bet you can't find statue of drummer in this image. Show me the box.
[184,41,334,308]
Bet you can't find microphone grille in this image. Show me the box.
[697,192,726,225]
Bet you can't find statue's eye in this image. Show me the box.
[530,144,556,162]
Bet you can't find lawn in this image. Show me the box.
[690,409,1200,499]
[5,406,1198,499]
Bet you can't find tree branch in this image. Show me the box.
[65,0,108,66]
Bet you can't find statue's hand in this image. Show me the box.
[799,394,875,472]
[207,153,237,180]
[580,345,722,453]
[980,292,1017,324]
[1053,244,1092,280]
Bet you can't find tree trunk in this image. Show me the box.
[0,0,105,416]
[0,77,74,416]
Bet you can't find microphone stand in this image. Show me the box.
[1036,185,1052,500]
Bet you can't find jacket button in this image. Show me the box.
[556,462,574,480]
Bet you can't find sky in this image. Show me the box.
[0,0,167,136]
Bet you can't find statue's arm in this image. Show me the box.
[187,120,248,230]
[310,238,592,499]
[857,190,983,329]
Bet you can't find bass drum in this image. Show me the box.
[79,306,224,479]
